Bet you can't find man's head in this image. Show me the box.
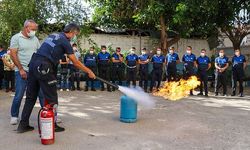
[169,47,174,54]
[130,47,136,54]
[89,47,94,54]
[101,45,106,53]
[72,43,77,51]
[63,23,80,40]
[141,48,146,55]
[219,49,224,57]
[116,47,121,53]
[235,49,241,56]
[156,48,161,55]
[23,19,38,38]
[186,46,192,55]
[200,49,206,57]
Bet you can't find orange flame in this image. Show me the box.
[153,76,201,101]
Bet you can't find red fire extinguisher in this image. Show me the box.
[38,103,55,145]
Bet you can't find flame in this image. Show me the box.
[153,76,201,101]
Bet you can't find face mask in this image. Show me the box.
[141,51,146,55]
[90,51,94,54]
[200,53,205,57]
[235,52,240,56]
[73,47,77,51]
[130,50,135,54]
[156,51,161,55]
[219,53,224,57]
[102,50,106,53]
[186,50,191,54]
[116,50,121,53]
[28,30,36,38]
[169,50,174,54]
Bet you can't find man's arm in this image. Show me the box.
[10,48,27,79]
[68,54,95,79]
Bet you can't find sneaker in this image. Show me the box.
[60,89,63,91]
[66,89,70,92]
[239,93,244,97]
[10,117,18,125]
[17,124,34,133]
[231,92,236,96]
[222,94,227,97]
[55,123,65,132]
[215,92,218,96]
[197,93,203,96]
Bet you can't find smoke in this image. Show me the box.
[118,86,156,109]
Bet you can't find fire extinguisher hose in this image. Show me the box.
[37,107,43,137]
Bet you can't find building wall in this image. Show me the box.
[79,34,211,57]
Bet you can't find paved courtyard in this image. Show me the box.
[0,88,250,150]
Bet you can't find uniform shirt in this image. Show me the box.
[10,32,40,71]
[232,55,246,69]
[84,53,97,67]
[151,54,165,69]
[112,53,124,65]
[197,56,210,71]
[97,52,111,66]
[215,56,229,68]
[166,53,179,69]
[126,54,138,67]
[37,32,73,66]
[3,53,14,71]
[182,53,196,70]
[139,54,149,66]
[0,50,6,66]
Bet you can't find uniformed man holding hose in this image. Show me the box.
[17,23,96,133]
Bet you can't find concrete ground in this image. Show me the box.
[0,87,250,150]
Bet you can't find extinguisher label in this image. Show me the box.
[41,118,53,139]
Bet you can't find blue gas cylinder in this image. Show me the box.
[120,95,137,123]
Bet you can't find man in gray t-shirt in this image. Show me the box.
[9,19,43,125]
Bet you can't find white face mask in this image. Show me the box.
[73,47,77,51]
[130,50,135,54]
[235,52,240,56]
[186,50,191,54]
[156,51,161,55]
[90,51,94,54]
[141,51,146,55]
[169,50,174,54]
[102,49,106,53]
[28,30,36,38]
[200,53,205,57]
[219,53,224,57]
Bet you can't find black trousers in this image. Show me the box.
[215,72,227,94]
[167,68,177,82]
[112,64,123,86]
[150,68,163,90]
[198,71,208,94]
[86,66,97,88]
[232,69,244,94]
[127,68,137,87]
[4,70,15,89]
[139,67,148,90]
[69,64,80,89]
[183,69,195,94]
[20,54,58,126]
[98,65,110,89]
[0,64,4,88]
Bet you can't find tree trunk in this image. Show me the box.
[160,14,167,54]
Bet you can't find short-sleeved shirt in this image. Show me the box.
[232,55,246,69]
[151,54,165,69]
[139,54,149,66]
[37,32,74,66]
[3,53,14,71]
[10,32,40,71]
[182,53,196,70]
[126,54,138,67]
[84,53,97,67]
[112,53,124,65]
[197,56,211,71]
[215,56,229,68]
[97,52,111,66]
[166,53,179,69]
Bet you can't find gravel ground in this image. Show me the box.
[0,87,250,150]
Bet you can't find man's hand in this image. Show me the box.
[19,69,27,79]
[88,70,96,79]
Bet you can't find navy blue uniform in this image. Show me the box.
[215,56,229,95]
[150,55,165,91]
[0,50,6,89]
[84,53,97,90]
[97,52,111,91]
[20,32,74,127]
[166,53,179,81]
[197,56,210,95]
[138,54,149,91]
[182,53,196,95]
[232,54,246,95]
[126,54,138,87]
[111,53,124,88]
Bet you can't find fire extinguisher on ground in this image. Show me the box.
[38,101,56,145]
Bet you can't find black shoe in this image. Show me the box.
[17,124,34,133]
[215,92,218,96]
[112,88,115,91]
[91,88,96,91]
[231,92,236,96]
[190,92,194,96]
[55,123,65,132]
[84,87,88,91]
[71,88,76,91]
[77,87,81,91]
[101,87,105,91]
[197,93,203,96]
[205,94,208,97]
[107,89,112,92]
